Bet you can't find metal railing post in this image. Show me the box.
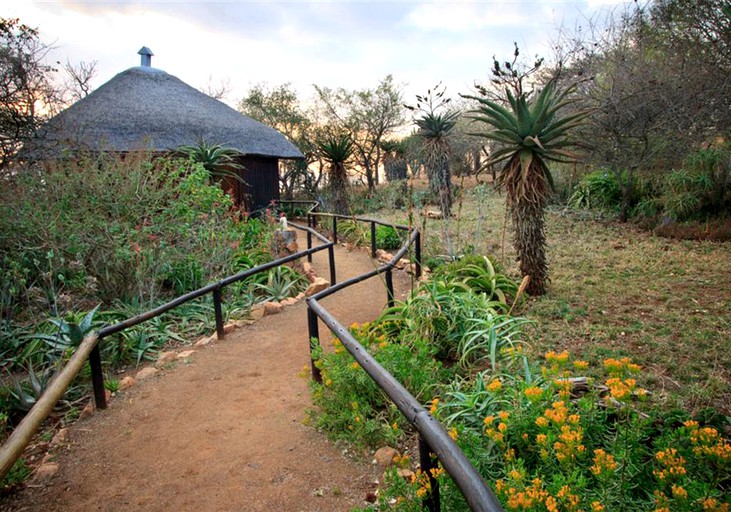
[385,268,395,308]
[89,344,107,410]
[307,231,313,263]
[332,217,338,244]
[370,221,377,258]
[328,244,337,285]
[307,306,322,383]
[419,435,441,512]
[213,287,225,339]
[415,230,422,279]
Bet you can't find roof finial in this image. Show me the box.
[138,46,153,67]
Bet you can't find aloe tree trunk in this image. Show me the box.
[330,162,349,215]
[505,156,550,295]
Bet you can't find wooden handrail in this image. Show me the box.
[0,334,99,481]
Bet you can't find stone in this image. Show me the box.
[80,402,94,419]
[373,446,399,467]
[305,277,330,297]
[397,468,415,481]
[280,297,298,307]
[33,463,59,482]
[295,292,306,301]
[302,262,317,282]
[194,335,215,348]
[263,301,284,316]
[396,258,410,270]
[135,367,159,380]
[223,322,238,334]
[119,376,136,390]
[50,428,68,447]
[377,251,394,264]
[425,210,443,219]
[271,229,298,259]
[248,304,266,321]
[156,351,177,366]
[177,350,196,359]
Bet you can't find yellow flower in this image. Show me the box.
[430,398,439,415]
[671,484,687,500]
[448,427,458,440]
[536,416,549,428]
[591,501,605,511]
[499,411,510,421]
[591,449,618,477]
[484,415,495,426]
[524,386,544,402]
[574,360,590,371]
[350,361,360,370]
[487,378,502,393]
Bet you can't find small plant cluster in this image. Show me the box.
[567,144,731,234]
[367,352,730,511]
[333,221,405,251]
[309,254,528,445]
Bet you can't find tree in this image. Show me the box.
[463,80,588,295]
[409,84,460,217]
[317,133,354,215]
[380,139,408,182]
[238,82,320,198]
[62,59,97,103]
[314,75,406,191]
[551,1,731,221]
[0,18,57,170]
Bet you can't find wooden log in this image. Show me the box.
[0,333,99,482]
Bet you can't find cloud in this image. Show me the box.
[404,2,531,31]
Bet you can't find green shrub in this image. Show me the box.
[360,352,731,511]
[375,225,403,250]
[310,324,450,448]
[569,170,622,211]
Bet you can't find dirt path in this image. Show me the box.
[3,233,412,511]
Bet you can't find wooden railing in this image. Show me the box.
[305,212,503,512]
[0,205,503,511]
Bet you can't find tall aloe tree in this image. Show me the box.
[463,80,588,295]
[380,139,408,182]
[318,133,354,215]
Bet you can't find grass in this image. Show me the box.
[375,177,731,416]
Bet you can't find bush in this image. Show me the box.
[375,225,403,250]
[362,352,730,511]
[568,170,622,211]
[0,153,272,314]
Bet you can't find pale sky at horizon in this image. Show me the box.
[7,1,633,107]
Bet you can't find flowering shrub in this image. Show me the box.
[309,254,729,511]
[426,353,731,511]
[309,323,451,447]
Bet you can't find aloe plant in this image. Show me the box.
[317,133,354,215]
[177,140,244,183]
[463,80,589,295]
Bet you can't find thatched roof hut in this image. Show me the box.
[29,48,302,211]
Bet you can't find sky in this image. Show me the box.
[7,1,632,107]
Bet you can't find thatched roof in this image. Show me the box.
[29,66,303,160]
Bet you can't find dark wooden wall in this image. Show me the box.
[222,156,280,213]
